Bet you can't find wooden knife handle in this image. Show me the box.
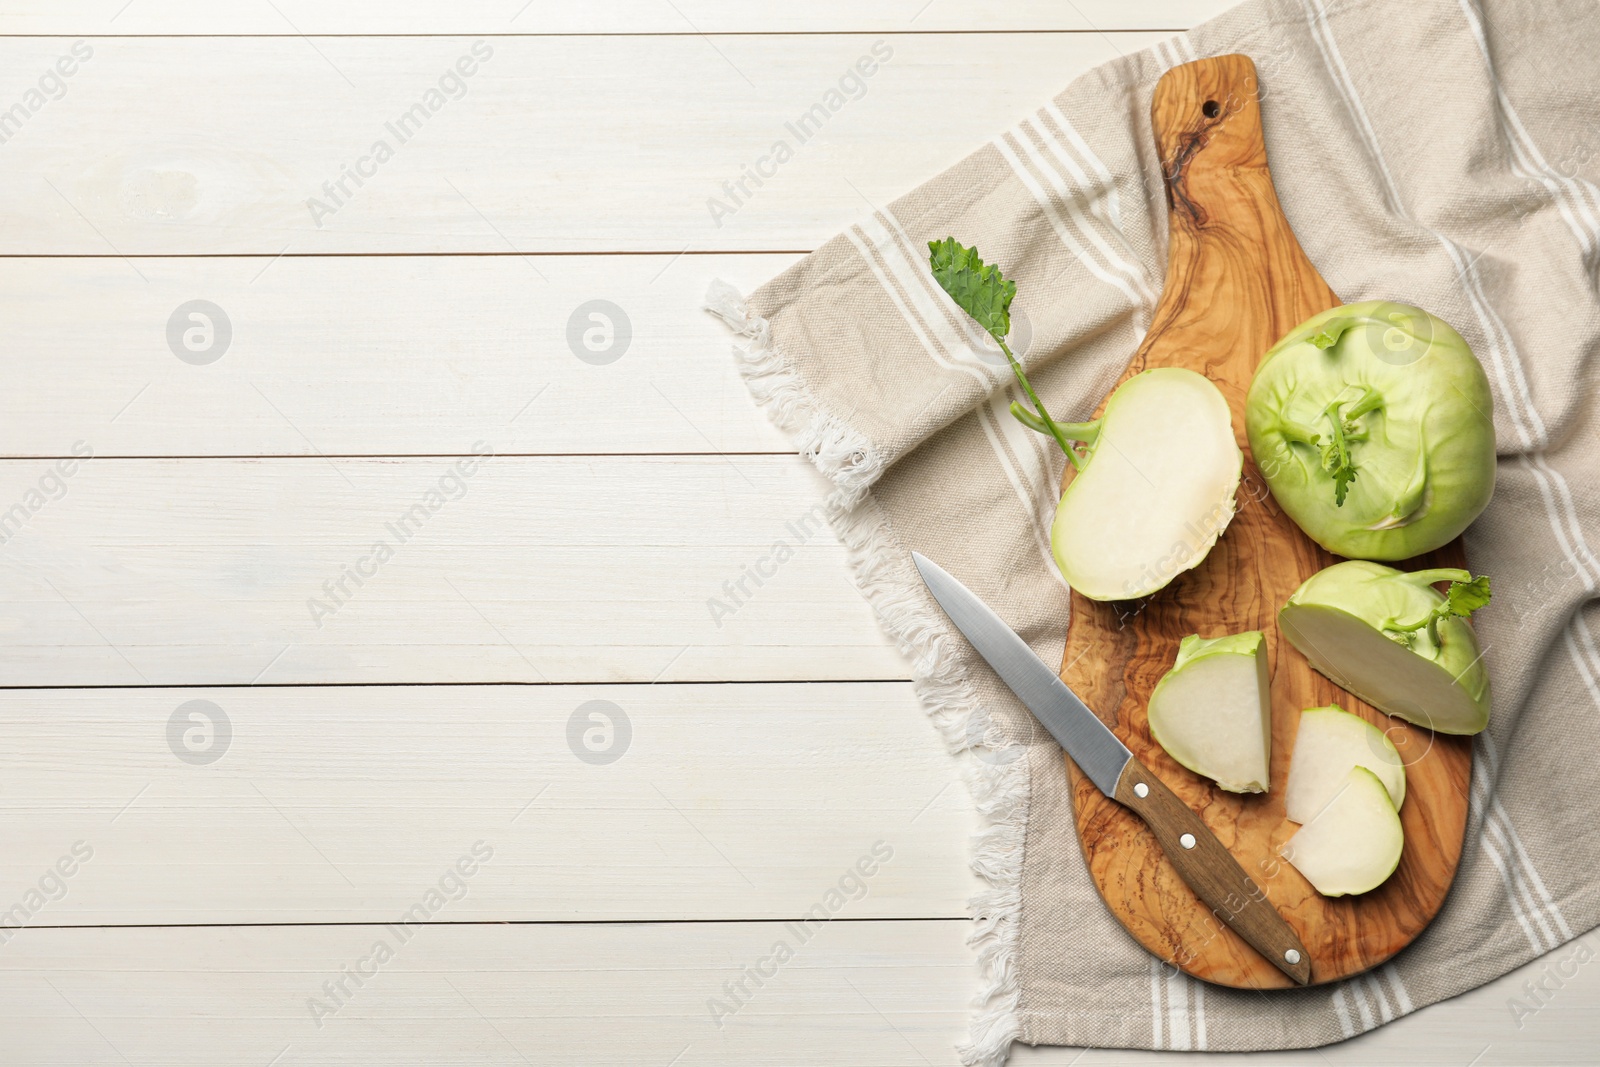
[1113,756,1312,985]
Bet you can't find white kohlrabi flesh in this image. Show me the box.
[1284,705,1405,824]
[1051,368,1243,601]
[1281,766,1404,897]
[1245,301,1495,561]
[1279,561,1491,735]
[1147,631,1271,793]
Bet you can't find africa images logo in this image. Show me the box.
[305,41,495,228]
[705,41,893,228]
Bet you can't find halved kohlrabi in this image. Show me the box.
[1245,301,1495,561]
[1147,631,1271,793]
[1284,705,1405,824]
[1279,561,1491,735]
[927,240,1242,602]
[1050,368,1243,601]
[1282,766,1404,897]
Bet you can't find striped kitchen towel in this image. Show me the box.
[708,0,1600,1061]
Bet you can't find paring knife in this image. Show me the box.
[911,552,1312,986]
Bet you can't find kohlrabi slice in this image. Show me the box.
[1284,705,1405,824]
[1147,632,1270,793]
[926,239,1241,601]
[1281,766,1404,896]
[1050,368,1242,601]
[1245,301,1495,560]
[1279,561,1491,735]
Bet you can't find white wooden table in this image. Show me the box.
[0,2,1593,1063]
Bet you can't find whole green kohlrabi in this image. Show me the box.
[1278,560,1492,734]
[1245,301,1495,560]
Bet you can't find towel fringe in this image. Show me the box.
[707,279,1028,1067]
[703,279,885,504]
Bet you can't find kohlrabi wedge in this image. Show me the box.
[1147,632,1271,793]
[1246,301,1495,560]
[929,238,1242,601]
[1281,766,1404,896]
[1279,561,1492,735]
[1284,705,1405,824]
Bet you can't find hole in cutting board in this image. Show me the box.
[1202,99,1221,118]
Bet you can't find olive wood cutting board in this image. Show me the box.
[1057,54,1473,989]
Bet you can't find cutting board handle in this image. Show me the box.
[1140,54,1336,434]
[1152,54,1273,232]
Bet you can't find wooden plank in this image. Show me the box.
[0,32,1164,254]
[0,455,902,685]
[0,254,797,458]
[0,1,1231,34]
[0,920,975,1066]
[0,682,977,923]
[2,920,1597,1065]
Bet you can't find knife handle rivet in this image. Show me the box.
[1285,949,1302,965]
[1133,782,1149,798]
[1179,833,1196,849]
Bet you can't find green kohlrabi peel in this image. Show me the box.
[1245,301,1495,560]
[1279,561,1492,735]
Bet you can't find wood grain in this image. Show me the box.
[1058,55,1473,989]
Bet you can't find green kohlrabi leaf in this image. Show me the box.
[927,237,1015,344]
[1331,463,1357,507]
[1444,574,1491,617]
[1319,400,1357,507]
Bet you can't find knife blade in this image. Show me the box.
[911,552,1312,986]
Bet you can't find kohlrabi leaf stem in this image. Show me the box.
[1008,402,1049,436]
[1400,568,1473,589]
[1308,318,1359,350]
[1275,420,1322,447]
[1343,386,1385,421]
[1278,386,1384,508]
[927,237,1091,468]
[994,336,1082,465]
[1009,400,1101,467]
